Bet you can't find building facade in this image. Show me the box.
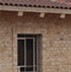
[0,0,71,72]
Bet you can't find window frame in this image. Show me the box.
[17,34,41,72]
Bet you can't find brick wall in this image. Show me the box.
[0,11,71,72]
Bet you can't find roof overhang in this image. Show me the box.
[0,5,71,14]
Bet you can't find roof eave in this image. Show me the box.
[0,5,71,14]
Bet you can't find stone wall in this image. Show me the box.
[0,11,71,72]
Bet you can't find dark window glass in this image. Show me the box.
[17,34,41,38]
[35,67,37,71]
[26,67,33,71]
[17,34,36,38]
[20,67,25,71]
[18,40,24,65]
[26,39,33,66]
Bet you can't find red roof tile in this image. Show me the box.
[0,0,71,9]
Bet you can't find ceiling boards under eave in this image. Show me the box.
[0,5,71,18]
[0,5,71,13]
[0,0,71,18]
[0,0,71,13]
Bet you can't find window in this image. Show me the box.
[17,34,41,72]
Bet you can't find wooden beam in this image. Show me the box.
[18,11,23,16]
[0,5,71,14]
[40,13,45,18]
[60,13,65,19]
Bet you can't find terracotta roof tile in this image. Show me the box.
[0,0,71,9]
